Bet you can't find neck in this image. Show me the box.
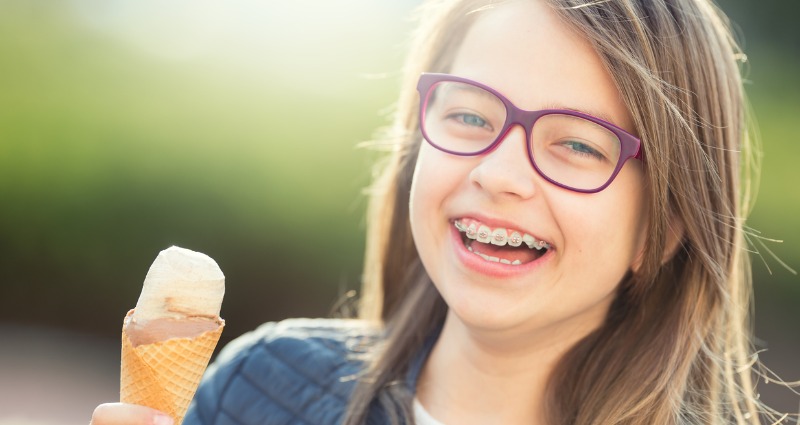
[416,311,594,425]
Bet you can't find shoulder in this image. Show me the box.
[214,318,379,371]
[185,318,381,425]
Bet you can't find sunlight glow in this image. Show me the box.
[70,0,414,92]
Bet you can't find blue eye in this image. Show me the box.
[562,140,605,161]
[461,114,487,127]
[448,113,490,130]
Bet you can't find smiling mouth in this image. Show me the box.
[454,218,552,266]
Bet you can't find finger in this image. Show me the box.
[90,403,174,425]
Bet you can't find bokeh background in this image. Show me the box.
[0,0,796,423]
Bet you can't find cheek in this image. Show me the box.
[409,144,476,282]
[409,146,444,284]
[409,144,466,226]
[556,178,648,273]
[409,145,446,248]
[409,146,435,232]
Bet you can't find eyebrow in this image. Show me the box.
[438,79,627,128]
[542,102,621,127]
[442,83,501,102]
[448,86,617,123]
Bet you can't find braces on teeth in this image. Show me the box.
[454,220,552,251]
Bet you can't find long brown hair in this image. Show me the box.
[345,0,772,423]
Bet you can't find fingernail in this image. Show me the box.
[153,414,174,425]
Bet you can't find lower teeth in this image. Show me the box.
[467,246,523,265]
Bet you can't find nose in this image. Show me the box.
[469,125,539,200]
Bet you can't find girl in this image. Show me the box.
[92,0,782,423]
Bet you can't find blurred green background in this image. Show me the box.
[0,0,796,423]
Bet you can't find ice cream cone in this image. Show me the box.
[120,309,224,424]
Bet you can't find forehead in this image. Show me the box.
[447,0,634,133]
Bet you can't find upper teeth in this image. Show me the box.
[454,220,551,250]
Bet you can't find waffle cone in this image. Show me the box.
[120,309,224,425]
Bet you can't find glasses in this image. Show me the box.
[417,73,642,193]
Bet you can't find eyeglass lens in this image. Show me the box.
[422,81,623,191]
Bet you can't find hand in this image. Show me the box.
[90,403,174,425]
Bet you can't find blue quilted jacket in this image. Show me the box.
[183,318,435,425]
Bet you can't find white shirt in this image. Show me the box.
[413,398,446,425]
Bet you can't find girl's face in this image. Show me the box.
[409,0,649,340]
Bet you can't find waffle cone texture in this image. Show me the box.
[120,309,224,425]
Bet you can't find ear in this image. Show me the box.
[631,211,685,272]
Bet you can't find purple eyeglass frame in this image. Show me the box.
[417,73,643,193]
